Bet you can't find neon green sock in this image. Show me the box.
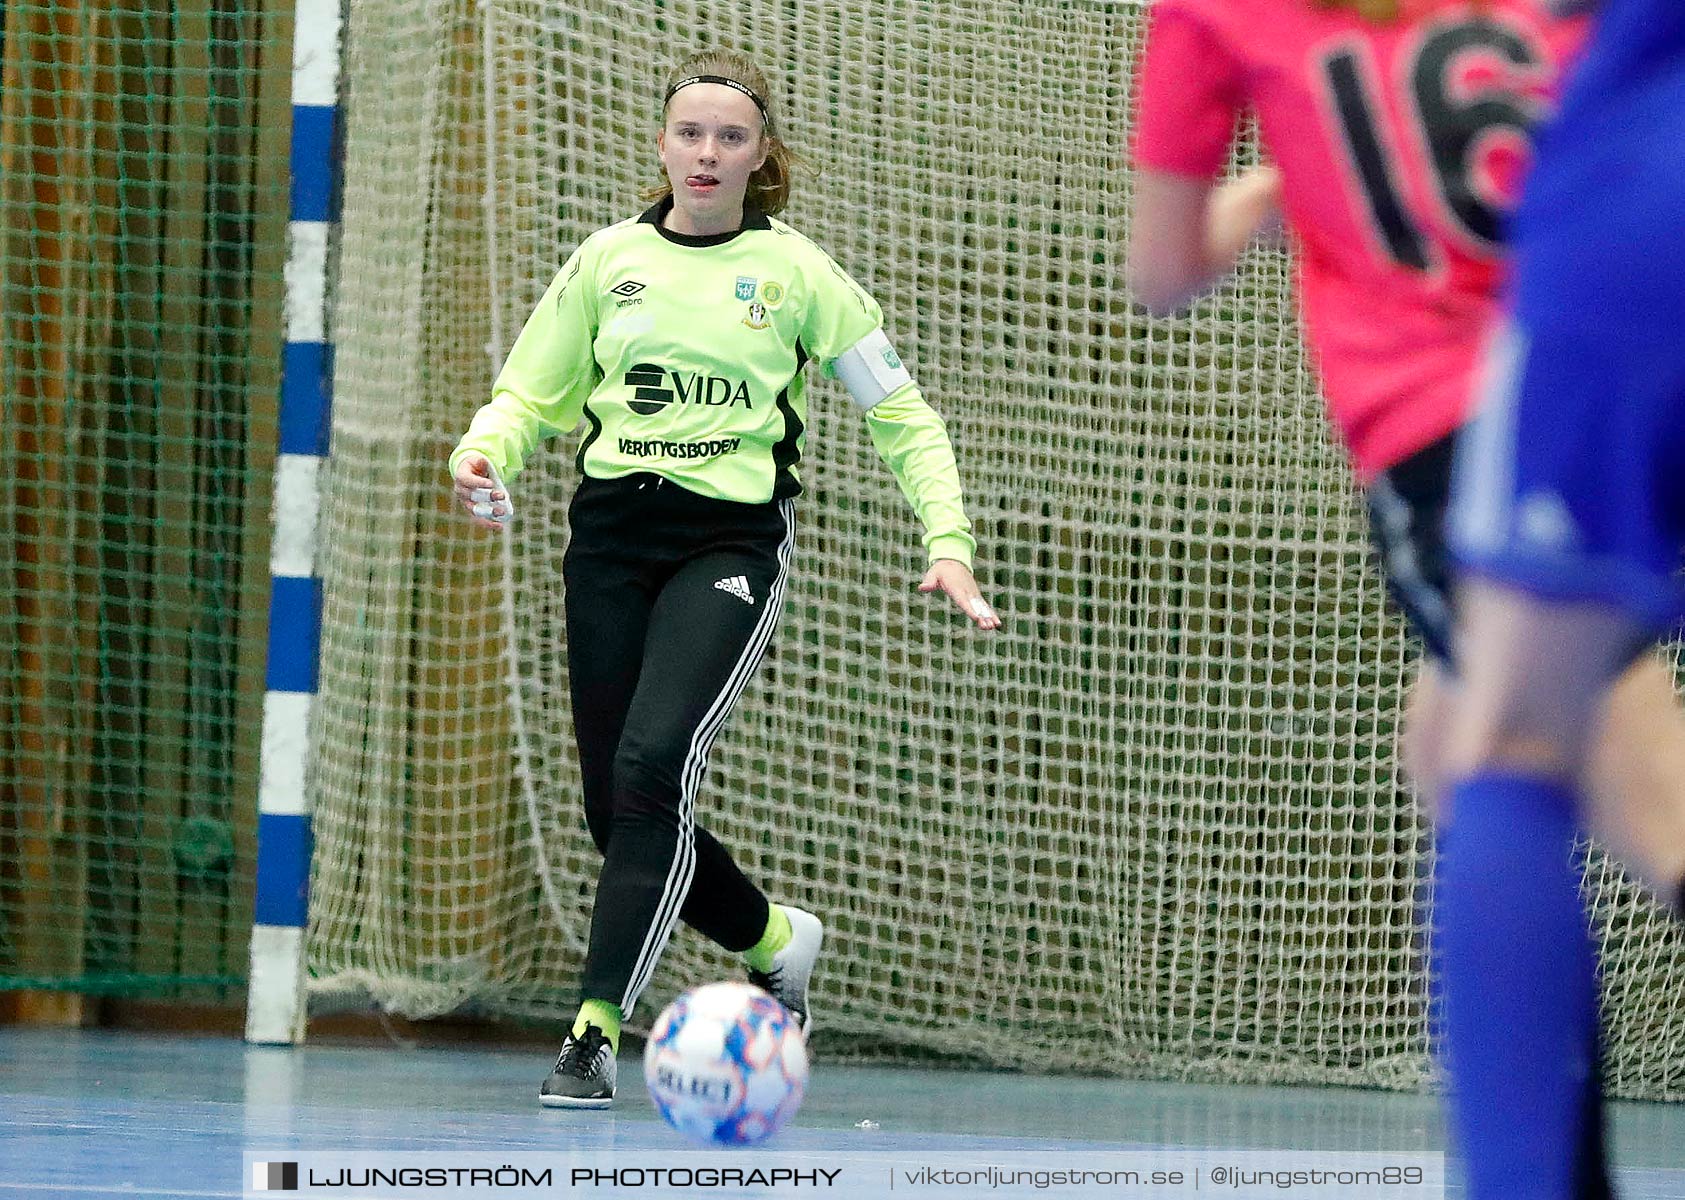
[572,999,622,1052]
[743,904,792,972]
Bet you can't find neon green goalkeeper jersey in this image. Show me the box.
[449,198,977,567]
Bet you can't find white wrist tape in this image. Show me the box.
[472,463,515,524]
[832,328,913,411]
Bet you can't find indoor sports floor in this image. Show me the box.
[3,1027,1683,1198]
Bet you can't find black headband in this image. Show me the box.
[663,74,774,130]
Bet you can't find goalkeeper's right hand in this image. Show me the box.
[452,452,514,530]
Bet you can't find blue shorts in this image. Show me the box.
[1448,86,1685,637]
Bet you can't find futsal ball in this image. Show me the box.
[643,980,808,1146]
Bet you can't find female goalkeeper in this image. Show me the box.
[449,49,1000,1108]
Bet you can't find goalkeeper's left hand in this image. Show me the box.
[452,452,514,530]
[919,560,1001,630]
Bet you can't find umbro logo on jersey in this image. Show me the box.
[609,280,645,297]
[713,575,754,605]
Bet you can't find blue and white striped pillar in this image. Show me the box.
[246,0,341,1046]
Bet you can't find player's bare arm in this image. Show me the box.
[1126,165,1282,314]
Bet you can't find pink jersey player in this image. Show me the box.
[1132,14,1685,1196]
[1131,0,1581,481]
[1126,0,1592,824]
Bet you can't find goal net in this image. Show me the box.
[0,1,287,1003]
[308,0,1685,1096]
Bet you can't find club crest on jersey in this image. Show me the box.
[760,280,785,308]
[734,275,757,302]
[742,300,770,330]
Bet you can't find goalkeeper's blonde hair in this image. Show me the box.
[644,50,806,217]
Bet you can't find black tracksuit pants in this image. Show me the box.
[562,472,792,1015]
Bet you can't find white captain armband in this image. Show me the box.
[832,328,914,411]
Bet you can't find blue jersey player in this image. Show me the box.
[1443,1,1685,1196]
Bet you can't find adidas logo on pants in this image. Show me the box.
[713,575,754,604]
